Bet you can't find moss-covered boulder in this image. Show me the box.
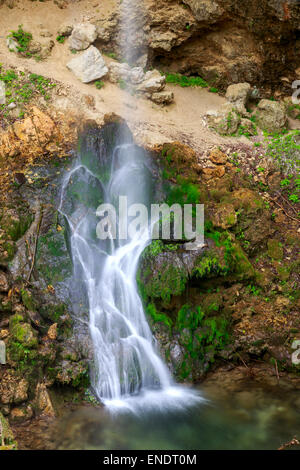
[10,322,38,349]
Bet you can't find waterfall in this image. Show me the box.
[58,126,201,413]
[58,0,201,413]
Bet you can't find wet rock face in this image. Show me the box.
[137,141,299,382]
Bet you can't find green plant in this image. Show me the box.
[165,73,208,88]
[56,34,66,44]
[95,80,104,89]
[8,25,32,53]
[289,193,299,203]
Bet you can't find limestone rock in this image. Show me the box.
[10,405,33,422]
[256,99,287,132]
[0,340,6,365]
[136,70,166,93]
[182,0,224,23]
[151,90,174,105]
[202,165,226,180]
[57,23,73,37]
[0,272,9,292]
[69,23,97,51]
[225,82,251,114]
[206,103,240,135]
[47,323,58,340]
[67,46,108,83]
[6,37,18,53]
[209,148,227,165]
[0,372,28,404]
[129,67,145,85]
[109,62,131,83]
[0,81,6,105]
[35,383,55,417]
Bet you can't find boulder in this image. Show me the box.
[69,23,97,51]
[109,62,131,83]
[0,81,5,105]
[225,82,251,114]
[0,372,28,404]
[136,70,166,93]
[206,103,240,135]
[256,99,287,132]
[151,90,174,105]
[129,67,145,85]
[67,46,108,83]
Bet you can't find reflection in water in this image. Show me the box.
[49,380,300,450]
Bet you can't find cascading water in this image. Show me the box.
[58,0,201,413]
[58,124,201,413]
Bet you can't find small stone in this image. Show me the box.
[7,102,16,110]
[0,330,9,340]
[0,272,9,292]
[10,405,33,422]
[6,37,19,53]
[150,90,174,105]
[202,166,225,180]
[0,340,6,365]
[136,70,166,94]
[0,81,6,105]
[47,323,58,340]
[57,23,73,37]
[209,148,227,165]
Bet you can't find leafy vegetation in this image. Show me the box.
[7,24,32,54]
[165,73,208,88]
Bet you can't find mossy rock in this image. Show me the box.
[0,207,33,242]
[9,313,25,329]
[159,142,199,183]
[267,238,284,261]
[10,322,38,348]
[21,288,37,311]
[0,412,17,449]
[209,202,237,230]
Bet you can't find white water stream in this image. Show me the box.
[59,142,201,413]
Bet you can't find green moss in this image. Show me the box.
[21,288,36,311]
[142,262,187,303]
[11,322,38,348]
[175,304,230,379]
[9,313,25,329]
[146,303,173,328]
[267,239,284,261]
[8,340,38,364]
